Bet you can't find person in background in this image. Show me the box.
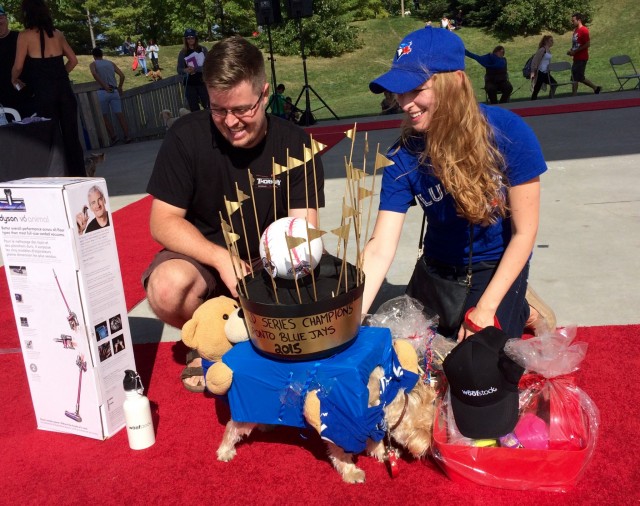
[89,47,131,144]
[380,90,401,114]
[0,5,33,116]
[567,12,601,96]
[177,28,208,111]
[364,27,556,341]
[268,83,286,118]
[530,35,558,100]
[143,35,325,392]
[135,40,148,76]
[11,0,85,176]
[147,39,159,72]
[465,45,513,104]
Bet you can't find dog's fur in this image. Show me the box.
[159,107,191,129]
[216,365,436,483]
[147,69,163,81]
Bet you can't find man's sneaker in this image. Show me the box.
[594,86,602,94]
[525,285,557,334]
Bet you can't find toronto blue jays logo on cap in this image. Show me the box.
[396,41,412,60]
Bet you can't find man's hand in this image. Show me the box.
[219,254,250,298]
[76,207,88,234]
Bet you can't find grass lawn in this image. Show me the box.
[70,3,639,120]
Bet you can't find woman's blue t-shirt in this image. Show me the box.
[379,104,547,264]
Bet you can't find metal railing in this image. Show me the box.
[73,75,186,149]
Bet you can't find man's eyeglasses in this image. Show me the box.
[209,90,264,119]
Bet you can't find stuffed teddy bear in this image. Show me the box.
[181,296,248,394]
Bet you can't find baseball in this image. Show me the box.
[259,217,323,279]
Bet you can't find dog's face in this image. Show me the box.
[385,380,436,458]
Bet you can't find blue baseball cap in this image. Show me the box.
[0,6,7,15]
[184,28,197,38]
[370,27,466,94]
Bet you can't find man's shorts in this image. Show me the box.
[141,250,231,301]
[571,60,588,82]
[97,89,123,115]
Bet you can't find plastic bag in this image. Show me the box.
[505,327,599,452]
[431,327,600,491]
[364,295,456,386]
[132,57,138,71]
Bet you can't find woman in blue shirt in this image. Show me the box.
[362,27,554,340]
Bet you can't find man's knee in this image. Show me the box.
[146,260,203,312]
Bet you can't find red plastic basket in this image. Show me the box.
[431,398,593,492]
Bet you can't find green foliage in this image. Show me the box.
[458,0,593,38]
[256,0,362,57]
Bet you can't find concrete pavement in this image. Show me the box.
[86,90,640,343]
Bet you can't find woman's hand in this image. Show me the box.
[457,306,497,342]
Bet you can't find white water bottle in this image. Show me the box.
[122,370,156,450]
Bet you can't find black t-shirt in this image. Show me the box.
[85,213,110,233]
[146,111,325,261]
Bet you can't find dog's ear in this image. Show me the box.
[393,339,419,374]
[303,390,322,433]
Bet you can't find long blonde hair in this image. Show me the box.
[401,72,508,224]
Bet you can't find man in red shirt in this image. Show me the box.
[567,12,601,96]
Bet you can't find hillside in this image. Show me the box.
[70,1,639,119]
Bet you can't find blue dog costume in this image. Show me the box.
[216,326,418,453]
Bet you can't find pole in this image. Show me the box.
[267,24,277,94]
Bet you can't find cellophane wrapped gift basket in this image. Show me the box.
[432,327,600,492]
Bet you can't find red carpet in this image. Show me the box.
[0,324,639,505]
[0,195,158,350]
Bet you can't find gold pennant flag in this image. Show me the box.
[285,235,307,249]
[247,172,255,186]
[375,152,394,170]
[225,199,241,216]
[350,168,366,181]
[303,146,314,163]
[310,138,326,154]
[236,188,250,203]
[220,218,231,232]
[306,228,327,241]
[288,155,304,169]
[358,187,373,200]
[331,223,351,240]
[272,162,287,176]
[342,203,357,218]
[223,229,240,244]
[345,127,355,139]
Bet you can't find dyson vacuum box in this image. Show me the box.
[0,177,136,440]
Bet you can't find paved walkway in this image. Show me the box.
[69,89,640,343]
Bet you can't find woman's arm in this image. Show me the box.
[11,32,28,86]
[460,177,540,340]
[530,48,545,77]
[60,32,78,74]
[360,210,406,314]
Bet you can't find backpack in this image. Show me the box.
[522,55,534,78]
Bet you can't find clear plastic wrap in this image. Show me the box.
[365,295,457,385]
[432,327,600,492]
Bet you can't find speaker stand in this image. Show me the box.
[265,24,279,113]
[293,18,339,126]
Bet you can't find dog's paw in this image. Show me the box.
[342,466,366,484]
[367,440,387,462]
[216,446,237,462]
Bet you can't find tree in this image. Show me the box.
[457,0,593,38]
[256,0,362,57]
